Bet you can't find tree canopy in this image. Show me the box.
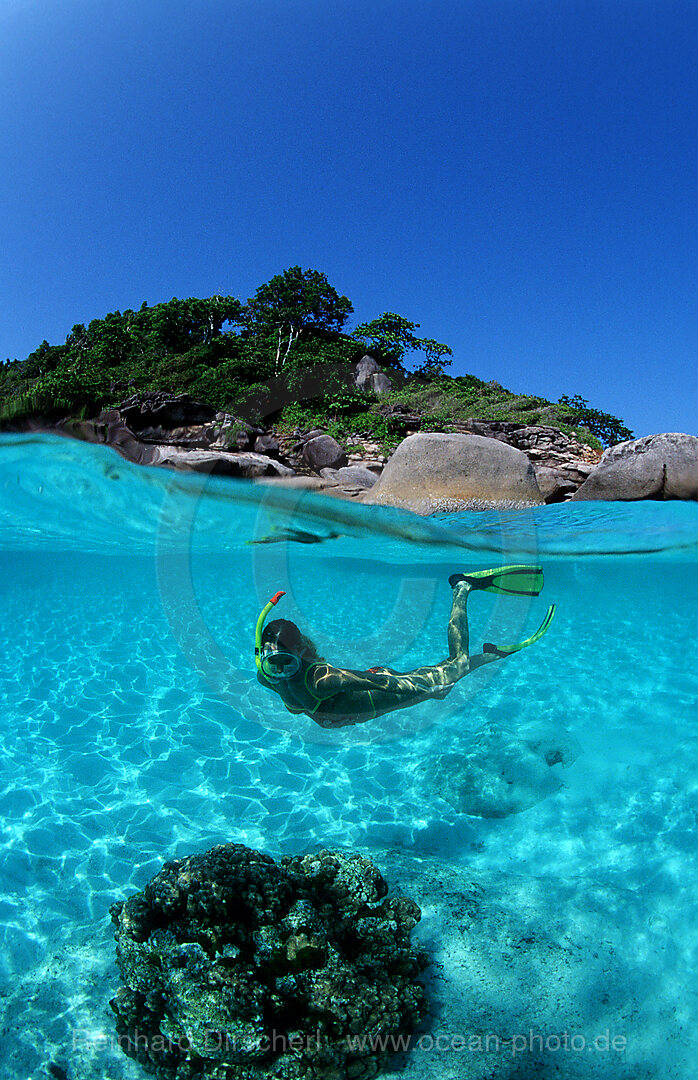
[0,266,632,448]
[242,266,353,374]
[353,312,452,375]
[557,395,634,446]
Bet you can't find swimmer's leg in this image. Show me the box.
[447,579,471,662]
[405,579,472,689]
[446,576,502,675]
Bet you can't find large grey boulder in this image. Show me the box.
[573,432,698,501]
[315,465,379,500]
[148,446,294,478]
[320,465,378,488]
[365,432,543,512]
[534,464,578,503]
[302,433,348,471]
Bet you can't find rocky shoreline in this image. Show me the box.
[11,390,698,512]
[54,391,599,504]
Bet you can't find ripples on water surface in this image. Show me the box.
[1,433,697,1079]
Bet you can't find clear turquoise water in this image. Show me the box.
[1,432,697,1079]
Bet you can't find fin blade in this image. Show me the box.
[465,564,544,596]
[484,604,556,656]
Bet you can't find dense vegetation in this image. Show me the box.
[0,267,633,448]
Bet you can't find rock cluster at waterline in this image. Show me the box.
[110,844,428,1080]
[46,389,698,509]
[573,432,698,501]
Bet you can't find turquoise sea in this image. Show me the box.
[1,432,697,1080]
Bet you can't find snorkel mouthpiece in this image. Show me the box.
[254,591,286,671]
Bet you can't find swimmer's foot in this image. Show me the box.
[451,565,545,596]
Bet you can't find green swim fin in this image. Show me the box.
[483,604,556,657]
[451,564,545,597]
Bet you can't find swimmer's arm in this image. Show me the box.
[306,663,349,698]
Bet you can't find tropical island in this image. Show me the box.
[2,266,695,508]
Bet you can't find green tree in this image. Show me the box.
[557,394,633,447]
[142,296,242,356]
[19,339,64,380]
[352,312,452,375]
[85,312,134,367]
[242,267,353,374]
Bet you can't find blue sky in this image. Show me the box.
[1,0,696,437]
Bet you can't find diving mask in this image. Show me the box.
[259,644,301,680]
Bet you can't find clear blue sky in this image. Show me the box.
[1,0,696,437]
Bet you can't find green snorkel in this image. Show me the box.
[254,590,286,671]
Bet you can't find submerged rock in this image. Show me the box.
[110,844,428,1080]
[427,723,582,818]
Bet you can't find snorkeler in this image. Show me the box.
[255,566,555,729]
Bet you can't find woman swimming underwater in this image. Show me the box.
[255,566,555,729]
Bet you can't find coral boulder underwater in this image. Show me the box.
[110,844,429,1080]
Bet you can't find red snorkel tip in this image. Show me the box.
[269,591,286,605]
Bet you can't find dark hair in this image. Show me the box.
[262,619,324,663]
